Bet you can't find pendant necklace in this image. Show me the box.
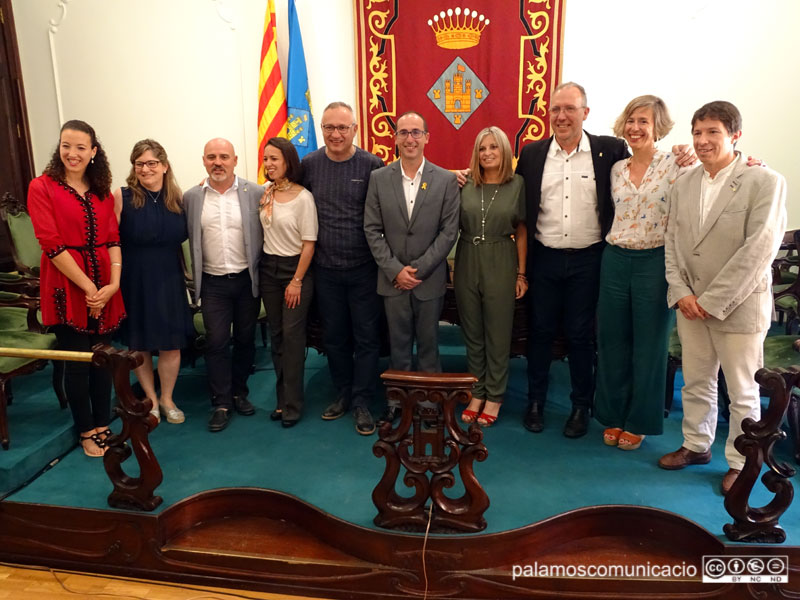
[474,184,500,245]
[145,189,162,204]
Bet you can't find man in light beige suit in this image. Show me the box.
[659,101,787,495]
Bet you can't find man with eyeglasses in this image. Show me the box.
[364,111,460,426]
[301,101,384,435]
[515,82,630,439]
[184,138,264,432]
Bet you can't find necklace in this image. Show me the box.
[474,184,500,245]
[144,189,162,204]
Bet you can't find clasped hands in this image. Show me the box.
[676,295,709,321]
[85,284,118,319]
[394,265,422,290]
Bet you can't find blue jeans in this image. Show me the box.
[314,261,381,410]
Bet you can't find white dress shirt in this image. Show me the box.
[200,176,249,275]
[401,158,425,219]
[537,133,601,248]
[699,154,739,226]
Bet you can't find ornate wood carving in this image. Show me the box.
[92,345,163,511]
[372,370,488,533]
[724,366,798,543]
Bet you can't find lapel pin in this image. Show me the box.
[599,152,603,157]
[421,182,428,190]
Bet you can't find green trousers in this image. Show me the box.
[454,236,517,402]
[595,244,673,435]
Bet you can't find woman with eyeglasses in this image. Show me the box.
[456,126,527,427]
[259,137,318,428]
[27,119,126,457]
[113,139,193,425]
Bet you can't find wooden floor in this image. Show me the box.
[0,564,331,600]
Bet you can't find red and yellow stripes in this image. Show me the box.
[257,0,288,184]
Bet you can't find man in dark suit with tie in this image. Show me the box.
[364,111,460,425]
[515,82,628,438]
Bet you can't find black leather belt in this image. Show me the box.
[203,269,248,279]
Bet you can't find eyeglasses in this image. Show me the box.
[134,160,161,170]
[550,105,584,116]
[321,124,353,134]
[396,129,426,139]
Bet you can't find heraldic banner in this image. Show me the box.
[354,0,566,169]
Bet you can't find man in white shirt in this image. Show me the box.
[515,82,629,438]
[184,138,265,432]
[660,101,786,495]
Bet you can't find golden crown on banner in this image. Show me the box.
[427,7,490,49]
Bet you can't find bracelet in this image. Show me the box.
[111,262,122,267]
[517,273,527,281]
[289,277,303,287]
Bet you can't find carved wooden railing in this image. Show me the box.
[724,365,799,543]
[372,370,489,533]
[0,345,162,511]
[92,345,163,511]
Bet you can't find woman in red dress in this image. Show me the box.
[27,120,125,457]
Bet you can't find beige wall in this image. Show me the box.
[12,0,799,224]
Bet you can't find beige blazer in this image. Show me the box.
[665,153,787,333]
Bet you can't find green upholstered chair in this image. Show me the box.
[0,193,40,295]
[0,292,65,450]
[772,230,800,333]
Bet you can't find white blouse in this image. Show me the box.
[606,150,688,250]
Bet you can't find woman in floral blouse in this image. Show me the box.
[594,96,687,450]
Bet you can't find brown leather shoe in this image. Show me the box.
[658,446,712,470]
[721,468,741,495]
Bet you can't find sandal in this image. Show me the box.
[603,427,623,446]
[79,434,104,457]
[477,412,498,427]
[618,431,646,450]
[92,428,113,448]
[461,398,485,424]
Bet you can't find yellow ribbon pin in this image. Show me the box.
[421,182,428,190]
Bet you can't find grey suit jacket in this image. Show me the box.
[363,159,460,300]
[665,153,787,333]
[183,176,265,301]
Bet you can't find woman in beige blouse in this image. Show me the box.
[594,95,685,450]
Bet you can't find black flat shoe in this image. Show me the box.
[563,406,590,438]
[354,407,376,435]
[208,408,231,432]
[376,406,400,427]
[270,409,282,421]
[321,397,348,420]
[523,403,544,433]
[233,395,255,416]
[282,419,298,428]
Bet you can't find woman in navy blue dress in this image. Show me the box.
[113,139,193,424]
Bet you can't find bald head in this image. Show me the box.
[202,137,238,191]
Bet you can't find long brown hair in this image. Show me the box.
[125,139,183,213]
[43,119,112,198]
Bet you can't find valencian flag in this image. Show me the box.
[286,0,317,159]
[258,0,288,184]
[354,1,565,168]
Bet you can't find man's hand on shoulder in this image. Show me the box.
[394,265,421,290]
[455,168,471,188]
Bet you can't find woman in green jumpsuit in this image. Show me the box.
[456,127,528,426]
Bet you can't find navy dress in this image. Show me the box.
[118,187,193,351]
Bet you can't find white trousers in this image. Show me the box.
[676,313,765,470]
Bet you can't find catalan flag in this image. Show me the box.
[285,0,317,159]
[257,0,288,184]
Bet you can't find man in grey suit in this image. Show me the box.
[659,101,787,495]
[364,111,460,425]
[184,138,264,432]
